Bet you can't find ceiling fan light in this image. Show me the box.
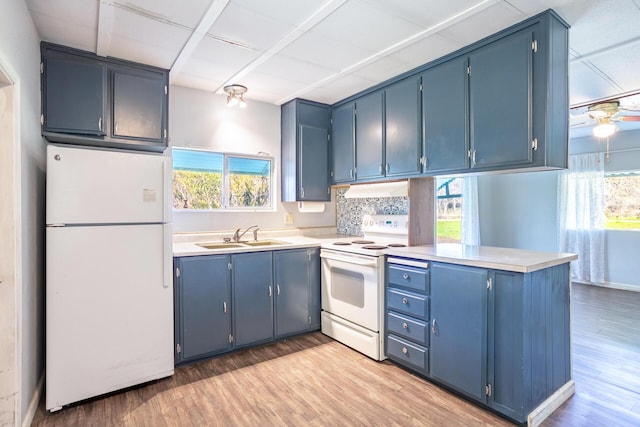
[223,84,248,108]
[593,122,616,138]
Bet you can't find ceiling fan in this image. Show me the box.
[570,95,640,138]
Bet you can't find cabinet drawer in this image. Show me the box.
[387,289,429,320]
[386,311,429,346]
[387,334,428,372]
[388,265,429,293]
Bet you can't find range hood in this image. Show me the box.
[343,181,408,199]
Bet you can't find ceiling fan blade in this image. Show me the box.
[570,118,597,127]
[615,115,640,122]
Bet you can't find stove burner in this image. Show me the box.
[387,243,407,248]
[351,240,375,244]
[332,242,352,246]
[361,245,388,250]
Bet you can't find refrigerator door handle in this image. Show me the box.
[163,224,172,288]
[163,156,172,223]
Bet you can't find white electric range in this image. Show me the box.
[320,214,408,360]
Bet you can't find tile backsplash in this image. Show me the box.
[336,187,408,235]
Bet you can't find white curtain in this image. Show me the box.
[558,152,606,283]
[461,176,481,246]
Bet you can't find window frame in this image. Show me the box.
[172,147,275,212]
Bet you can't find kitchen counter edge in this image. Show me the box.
[173,236,327,257]
[385,244,577,273]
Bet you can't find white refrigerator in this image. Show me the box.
[46,144,174,412]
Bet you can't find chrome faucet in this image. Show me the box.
[233,225,259,242]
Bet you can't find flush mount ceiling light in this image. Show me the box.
[223,84,247,108]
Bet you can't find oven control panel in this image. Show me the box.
[361,214,408,236]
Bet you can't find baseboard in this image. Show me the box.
[527,380,575,427]
[22,373,44,427]
[573,280,640,293]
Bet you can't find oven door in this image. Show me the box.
[320,249,382,332]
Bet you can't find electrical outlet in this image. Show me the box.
[284,213,294,225]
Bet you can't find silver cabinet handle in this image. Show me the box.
[402,322,408,330]
[432,319,436,334]
[402,347,408,354]
[402,273,409,280]
[402,297,408,305]
[115,121,118,132]
[386,163,390,174]
[379,164,383,174]
[268,285,272,297]
[98,117,102,132]
[223,301,227,313]
[349,169,354,179]
[472,150,477,165]
[277,284,280,295]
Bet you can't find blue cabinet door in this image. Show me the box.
[355,91,384,181]
[274,249,311,337]
[469,29,534,168]
[111,67,166,143]
[421,56,469,173]
[176,255,231,362]
[299,124,330,200]
[42,50,106,135]
[233,252,274,347]
[384,76,422,177]
[331,102,356,183]
[431,262,487,402]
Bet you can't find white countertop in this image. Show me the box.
[173,235,328,257]
[385,244,577,273]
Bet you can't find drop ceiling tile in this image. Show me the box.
[387,34,463,66]
[230,0,328,26]
[301,75,378,105]
[504,0,574,17]
[588,44,640,94]
[351,56,414,83]
[238,72,309,103]
[207,2,295,51]
[26,0,98,27]
[437,2,527,46]
[114,0,214,28]
[565,0,640,56]
[253,54,338,85]
[171,74,219,93]
[279,30,374,71]
[311,0,424,51]
[360,0,487,28]
[29,13,97,53]
[569,61,621,106]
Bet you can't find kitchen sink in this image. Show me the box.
[241,240,288,246]
[197,242,246,249]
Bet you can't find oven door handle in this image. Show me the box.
[320,252,379,267]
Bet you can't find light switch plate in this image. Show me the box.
[284,213,294,225]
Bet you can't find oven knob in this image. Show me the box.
[402,297,408,305]
[402,347,408,354]
[402,273,409,280]
[402,322,408,329]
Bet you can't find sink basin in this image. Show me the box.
[197,242,246,249]
[242,240,288,247]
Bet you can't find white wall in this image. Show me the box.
[169,85,335,234]
[0,0,46,425]
[478,170,560,252]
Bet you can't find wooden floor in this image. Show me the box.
[32,283,640,427]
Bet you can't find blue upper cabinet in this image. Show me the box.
[355,90,385,181]
[40,42,169,152]
[421,56,469,173]
[41,49,107,136]
[331,101,356,183]
[330,10,568,178]
[111,66,167,143]
[281,99,331,201]
[384,76,422,178]
[469,28,534,169]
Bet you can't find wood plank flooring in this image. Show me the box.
[31,283,640,427]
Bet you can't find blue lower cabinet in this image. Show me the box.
[387,335,428,373]
[385,258,572,424]
[233,252,274,347]
[174,248,321,365]
[174,255,231,364]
